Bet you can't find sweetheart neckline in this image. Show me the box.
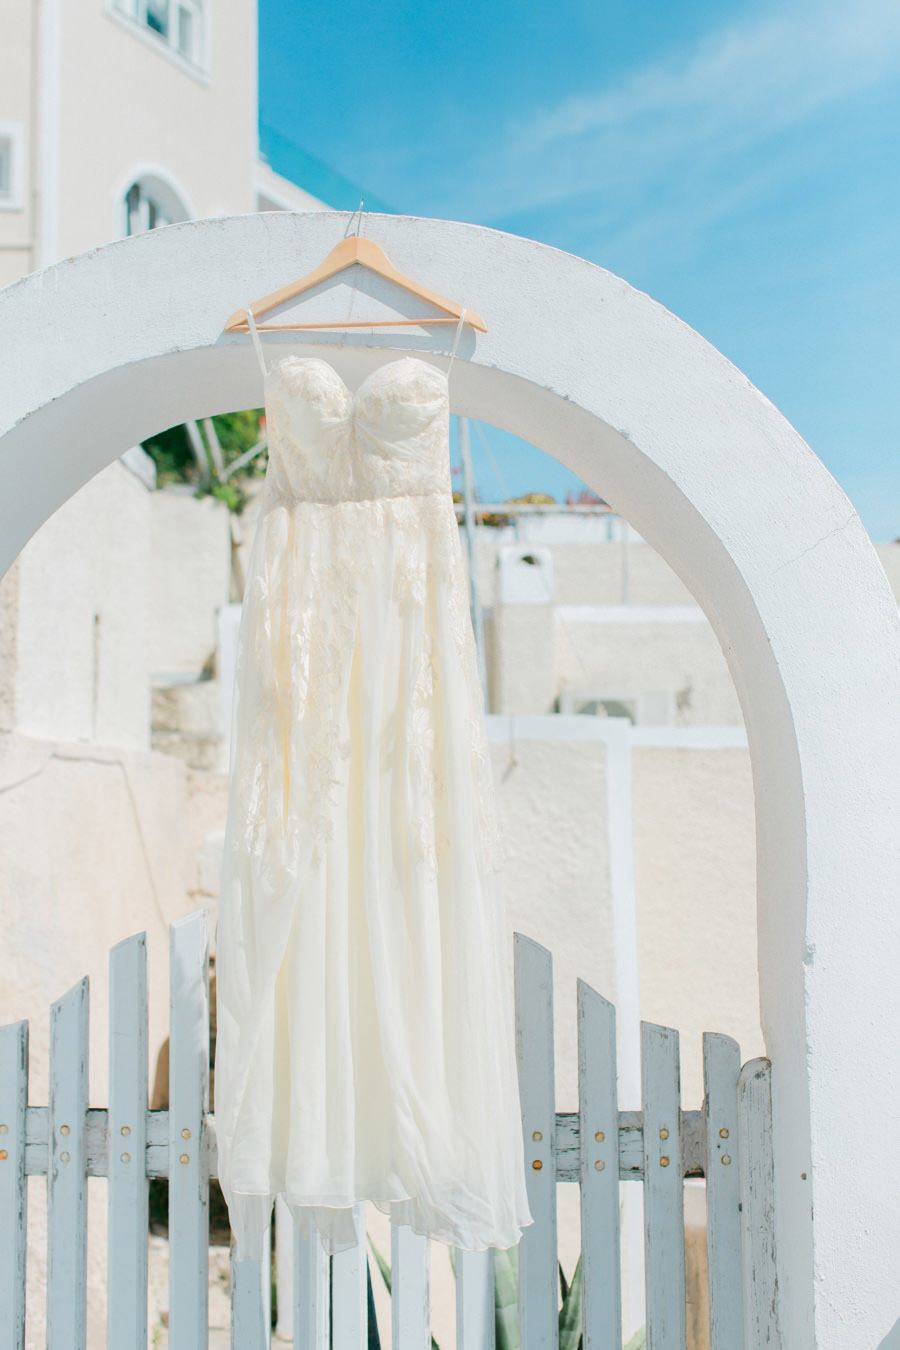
[263,353,449,404]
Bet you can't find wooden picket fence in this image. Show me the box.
[0,909,779,1348]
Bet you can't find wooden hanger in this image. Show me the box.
[223,232,486,334]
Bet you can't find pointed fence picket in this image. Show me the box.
[515,933,560,1350]
[47,976,89,1350]
[0,910,779,1348]
[168,911,210,1348]
[107,932,149,1348]
[0,1020,28,1350]
[577,979,621,1349]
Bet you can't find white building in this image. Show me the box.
[0,0,325,286]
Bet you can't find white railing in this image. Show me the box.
[0,909,779,1348]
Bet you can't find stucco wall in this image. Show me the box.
[488,603,744,724]
[14,458,153,748]
[487,725,760,1109]
[474,531,701,608]
[148,485,231,680]
[491,731,617,1103]
[632,744,762,1095]
[556,614,743,725]
[0,729,200,1347]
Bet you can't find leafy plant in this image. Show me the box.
[493,1245,519,1349]
[557,1255,583,1349]
[142,409,267,512]
[369,1235,586,1349]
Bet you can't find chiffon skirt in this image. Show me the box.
[213,486,533,1257]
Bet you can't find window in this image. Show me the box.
[113,0,205,68]
[122,175,189,237]
[0,138,11,200]
[0,123,24,210]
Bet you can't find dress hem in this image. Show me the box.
[227,1183,534,1260]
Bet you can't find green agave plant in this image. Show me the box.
[367,1237,597,1350]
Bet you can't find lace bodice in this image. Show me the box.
[262,355,452,505]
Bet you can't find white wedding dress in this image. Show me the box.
[213,310,533,1260]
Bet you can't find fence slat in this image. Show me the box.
[515,933,559,1350]
[738,1058,780,1347]
[455,1248,495,1350]
[641,1021,686,1350]
[331,1202,366,1348]
[168,910,210,1349]
[293,1220,330,1349]
[391,1222,430,1348]
[578,979,621,1349]
[231,1225,271,1349]
[0,1021,28,1350]
[107,932,149,1348]
[47,978,89,1350]
[703,1034,743,1350]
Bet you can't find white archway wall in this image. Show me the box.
[2,212,899,1346]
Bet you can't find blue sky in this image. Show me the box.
[260,0,900,541]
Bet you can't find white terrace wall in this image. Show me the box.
[148,487,232,683]
[473,527,697,607]
[0,212,898,1346]
[8,459,153,748]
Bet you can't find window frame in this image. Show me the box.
[106,0,210,80]
[0,122,25,212]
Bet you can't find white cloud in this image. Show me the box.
[453,0,900,225]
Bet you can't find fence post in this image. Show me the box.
[47,978,89,1350]
[107,932,149,1347]
[641,1022,686,1350]
[0,1020,29,1350]
[515,933,559,1350]
[738,1059,780,1347]
[578,979,622,1349]
[231,1225,271,1349]
[168,911,210,1348]
[703,1033,743,1349]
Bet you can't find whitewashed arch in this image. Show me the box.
[1,212,898,1347]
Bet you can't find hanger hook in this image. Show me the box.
[338,198,366,347]
[344,198,365,239]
